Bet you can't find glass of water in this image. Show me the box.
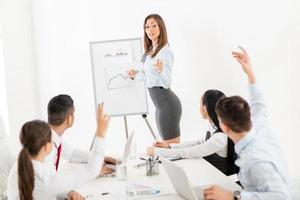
[116,161,127,181]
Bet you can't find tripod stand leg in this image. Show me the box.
[124,116,129,139]
[89,134,96,151]
[142,114,157,141]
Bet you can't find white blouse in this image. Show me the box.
[7,137,105,200]
[136,44,174,89]
[154,130,228,159]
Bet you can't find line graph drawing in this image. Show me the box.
[104,67,136,90]
[101,42,133,63]
[90,38,147,117]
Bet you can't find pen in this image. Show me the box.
[85,192,109,198]
[135,162,146,167]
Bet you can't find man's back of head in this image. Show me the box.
[216,95,252,135]
[47,94,74,127]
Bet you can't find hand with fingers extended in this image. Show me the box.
[127,69,138,79]
[203,185,233,200]
[232,46,256,84]
[154,59,163,73]
[154,140,170,149]
[96,103,111,139]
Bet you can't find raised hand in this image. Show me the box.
[96,103,111,139]
[154,59,163,73]
[232,46,256,84]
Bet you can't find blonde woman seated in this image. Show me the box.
[147,90,238,175]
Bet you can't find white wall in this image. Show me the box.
[1,0,299,177]
[286,0,300,177]
[0,0,39,150]
[0,25,10,137]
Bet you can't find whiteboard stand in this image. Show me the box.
[142,114,157,141]
[89,114,156,151]
[124,116,129,139]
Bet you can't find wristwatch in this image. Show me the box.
[233,190,241,200]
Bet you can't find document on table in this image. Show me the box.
[83,180,172,200]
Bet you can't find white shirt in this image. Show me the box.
[235,84,289,200]
[136,44,174,88]
[154,127,228,159]
[46,130,91,171]
[7,137,105,200]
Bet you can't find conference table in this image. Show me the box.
[70,158,241,200]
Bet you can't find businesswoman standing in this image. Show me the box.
[128,14,182,144]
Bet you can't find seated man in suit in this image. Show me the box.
[46,94,116,175]
[203,47,289,200]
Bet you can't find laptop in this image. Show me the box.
[100,131,134,177]
[160,157,205,200]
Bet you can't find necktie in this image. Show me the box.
[55,144,62,171]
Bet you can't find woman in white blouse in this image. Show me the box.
[147,90,239,176]
[7,103,110,200]
[128,14,182,144]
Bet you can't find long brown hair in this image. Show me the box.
[143,14,168,58]
[18,120,52,200]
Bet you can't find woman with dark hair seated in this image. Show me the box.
[147,90,238,176]
[7,104,110,200]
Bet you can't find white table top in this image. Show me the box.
[71,158,240,200]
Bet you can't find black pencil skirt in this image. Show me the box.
[148,87,182,140]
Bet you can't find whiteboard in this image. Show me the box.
[90,38,148,116]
